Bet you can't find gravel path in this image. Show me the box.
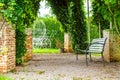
[4,53,120,80]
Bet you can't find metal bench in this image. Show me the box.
[76,38,107,66]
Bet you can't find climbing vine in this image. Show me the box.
[46,0,70,32]
[47,0,87,51]
[92,0,120,36]
[69,0,87,50]
[0,0,41,64]
[92,0,109,33]
[16,29,26,64]
[2,0,119,56]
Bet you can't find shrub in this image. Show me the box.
[16,29,27,65]
[33,17,64,48]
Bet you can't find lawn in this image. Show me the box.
[0,75,13,80]
[33,48,59,54]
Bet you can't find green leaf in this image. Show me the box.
[105,0,109,5]
[0,3,4,7]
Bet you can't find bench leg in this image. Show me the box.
[89,52,92,61]
[86,52,88,66]
[76,53,78,61]
[101,53,105,66]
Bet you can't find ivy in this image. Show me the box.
[104,0,120,35]
[70,0,87,50]
[2,0,120,56]
[46,0,87,51]
[46,0,70,32]
[16,28,26,65]
[92,0,109,36]
[0,0,41,64]
[92,0,120,36]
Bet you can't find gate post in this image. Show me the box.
[103,30,110,62]
[103,30,120,62]
[64,33,73,53]
[23,28,32,61]
[0,23,16,72]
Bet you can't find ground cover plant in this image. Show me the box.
[0,75,13,80]
[33,48,59,54]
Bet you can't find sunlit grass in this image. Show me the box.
[33,48,59,54]
[0,75,13,80]
[92,53,101,56]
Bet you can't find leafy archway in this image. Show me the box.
[2,0,117,64]
[0,0,41,64]
[46,0,87,50]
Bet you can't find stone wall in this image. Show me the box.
[109,33,120,61]
[64,33,73,52]
[23,28,32,61]
[103,30,110,62]
[0,22,16,72]
[103,30,120,62]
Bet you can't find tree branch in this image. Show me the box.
[0,19,5,31]
[113,17,120,36]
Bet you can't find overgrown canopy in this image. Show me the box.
[0,0,120,63]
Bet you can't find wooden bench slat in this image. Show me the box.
[90,44,103,47]
[87,50,102,53]
[89,47,103,51]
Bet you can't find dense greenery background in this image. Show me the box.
[15,29,26,64]
[0,0,41,64]
[47,0,87,50]
[92,0,120,35]
[1,0,120,65]
[33,17,64,48]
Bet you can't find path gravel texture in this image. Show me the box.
[4,53,120,80]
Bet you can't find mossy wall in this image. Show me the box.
[109,33,120,61]
[103,30,120,62]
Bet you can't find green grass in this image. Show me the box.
[92,53,101,56]
[33,48,59,54]
[0,75,13,80]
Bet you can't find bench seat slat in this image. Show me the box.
[89,48,103,51]
[87,50,102,53]
[92,38,106,42]
[89,46,103,49]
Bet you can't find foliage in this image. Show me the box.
[69,0,87,50]
[16,29,27,65]
[0,75,13,80]
[33,17,64,48]
[91,0,109,36]
[90,23,99,41]
[3,0,119,57]
[43,17,64,48]
[0,0,41,27]
[46,0,70,32]
[47,0,87,51]
[86,17,99,41]
[92,0,120,36]
[0,0,41,64]
[105,0,120,35]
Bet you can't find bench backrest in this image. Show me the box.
[88,38,107,53]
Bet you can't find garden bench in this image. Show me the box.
[75,38,107,66]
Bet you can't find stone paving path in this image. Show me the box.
[4,53,120,80]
